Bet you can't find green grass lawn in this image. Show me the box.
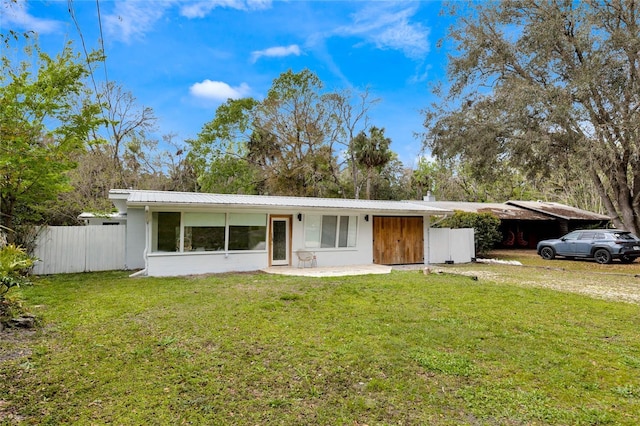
[1,268,639,425]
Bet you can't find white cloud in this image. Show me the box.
[337,2,430,60]
[180,1,223,19]
[180,0,271,18]
[104,1,174,43]
[2,0,61,34]
[250,44,301,63]
[189,80,251,101]
[101,0,273,42]
[246,0,272,10]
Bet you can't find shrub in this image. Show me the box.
[0,244,35,326]
[0,244,35,300]
[436,211,502,257]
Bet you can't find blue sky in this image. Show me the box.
[3,0,453,167]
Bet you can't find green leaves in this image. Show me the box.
[436,211,502,256]
[352,126,393,199]
[0,244,35,298]
[0,35,101,235]
[424,1,640,233]
[188,70,345,197]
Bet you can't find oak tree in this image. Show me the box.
[423,0,640,234]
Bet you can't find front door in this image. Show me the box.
[270,216,291,266]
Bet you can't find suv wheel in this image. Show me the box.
[540,246,555,260]
[594,248,612,264]
[620,255,636,264]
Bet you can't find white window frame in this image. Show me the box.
[150,211,268,254]
[304,214,358,249]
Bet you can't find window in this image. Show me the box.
[321,215,338,247]
[304,215,322,248]
[151,211,269,253]
[338,215,358,247]
[228,213,267,250]
[153,212,180,252]
[305,215,357,248]
[613,232,634,240]
[184,213,225,251]
[562,232,580,241]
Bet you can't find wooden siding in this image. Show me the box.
[372,216,424,265]
[33,226,126,274]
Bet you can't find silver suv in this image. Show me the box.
[537,229,640,264]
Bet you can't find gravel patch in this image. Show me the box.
[438,264,640,304]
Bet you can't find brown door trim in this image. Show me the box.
[269,215,292,267]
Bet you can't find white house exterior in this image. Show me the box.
[109,189,455,277]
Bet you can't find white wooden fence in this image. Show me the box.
[428,228,475,264]
[32,226,126,275]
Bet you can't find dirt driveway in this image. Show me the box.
[438,249,640,304]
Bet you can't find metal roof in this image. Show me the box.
[416,200,610,221]
[109,189,452,215]
[415,201,550,220]
[506,201,611,221]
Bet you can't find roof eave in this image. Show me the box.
[125,200,452,215]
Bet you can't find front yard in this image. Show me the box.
[1,255,639,424]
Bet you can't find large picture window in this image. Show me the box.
[183,213,225,251]
[305,215,357,248]
[151,211,268,253]
[228,213,267,250]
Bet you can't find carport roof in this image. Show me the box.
[414,201,551,220]
[506,201,611,221]
[109,189,453,215]
[416,200,611,221]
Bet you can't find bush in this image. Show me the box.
[0,244,35,327]
[436,211,502,257]
[0,244,35,300]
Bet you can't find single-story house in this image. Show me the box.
[417,200,611,249]
[109,189,457,277]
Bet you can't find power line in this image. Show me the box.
[67,0,99,95]
[67,0,111,116]
[95,0,110,86]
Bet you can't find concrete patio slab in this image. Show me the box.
[262,264,393,277]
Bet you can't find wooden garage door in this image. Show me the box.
[373,216,424,265]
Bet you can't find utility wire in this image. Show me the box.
[67,0,111,118]
[95,0,110,86]
[68,0,99,96]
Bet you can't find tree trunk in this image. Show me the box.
[351,150,360,199]
[591,169,640,235]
